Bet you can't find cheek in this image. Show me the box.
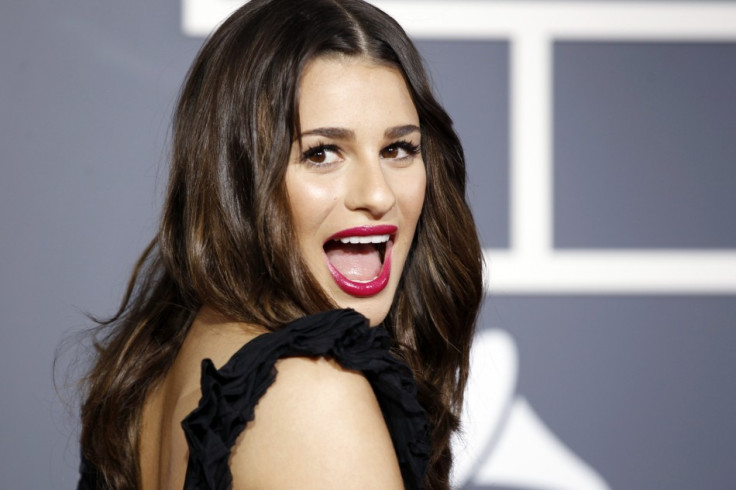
[285,169,339,244]
[397,166,427,223]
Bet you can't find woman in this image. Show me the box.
[78,0,483,488]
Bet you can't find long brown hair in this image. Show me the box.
[80,0,483,488]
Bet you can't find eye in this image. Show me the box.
[380,140,421,160]
[300,144,342,167]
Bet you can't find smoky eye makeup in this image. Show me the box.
[296,135,421,168]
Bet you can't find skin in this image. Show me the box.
[139,56,425,489]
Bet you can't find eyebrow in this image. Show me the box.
[385,124,420,139]
[300,127,355,140]
[299,124,421,141]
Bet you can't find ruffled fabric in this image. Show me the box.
[181,308,430,489]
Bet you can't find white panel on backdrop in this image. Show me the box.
[181,0,736,295]
[182,0,243,35]
[452,329,609,489]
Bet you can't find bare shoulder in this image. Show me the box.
[230,356,404,490]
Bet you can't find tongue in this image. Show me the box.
[325,243,382,281]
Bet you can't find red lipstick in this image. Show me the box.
[327,224,398,241]
[324,225,397,297]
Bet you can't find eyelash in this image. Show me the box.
[300,143,339,166]
[385,140,421,159]
[299,139,421,167]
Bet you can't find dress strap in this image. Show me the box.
[181,309,430,489]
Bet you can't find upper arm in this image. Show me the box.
[229,356,404,490]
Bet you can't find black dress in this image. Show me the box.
[78,309,430,489]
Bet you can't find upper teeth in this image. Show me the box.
[336,234,390,244]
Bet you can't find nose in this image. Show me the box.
[344,158,396,218]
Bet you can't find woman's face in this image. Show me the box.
[286,56,426,326]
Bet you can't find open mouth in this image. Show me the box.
[323,235,389,282]
[323,225,397,297]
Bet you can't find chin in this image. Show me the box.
[334,293,393,327]
[323,277,399,326]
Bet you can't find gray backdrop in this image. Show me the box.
[2,1,735,489]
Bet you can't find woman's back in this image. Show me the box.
[139,307,260,489]
[138,308,411,489]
